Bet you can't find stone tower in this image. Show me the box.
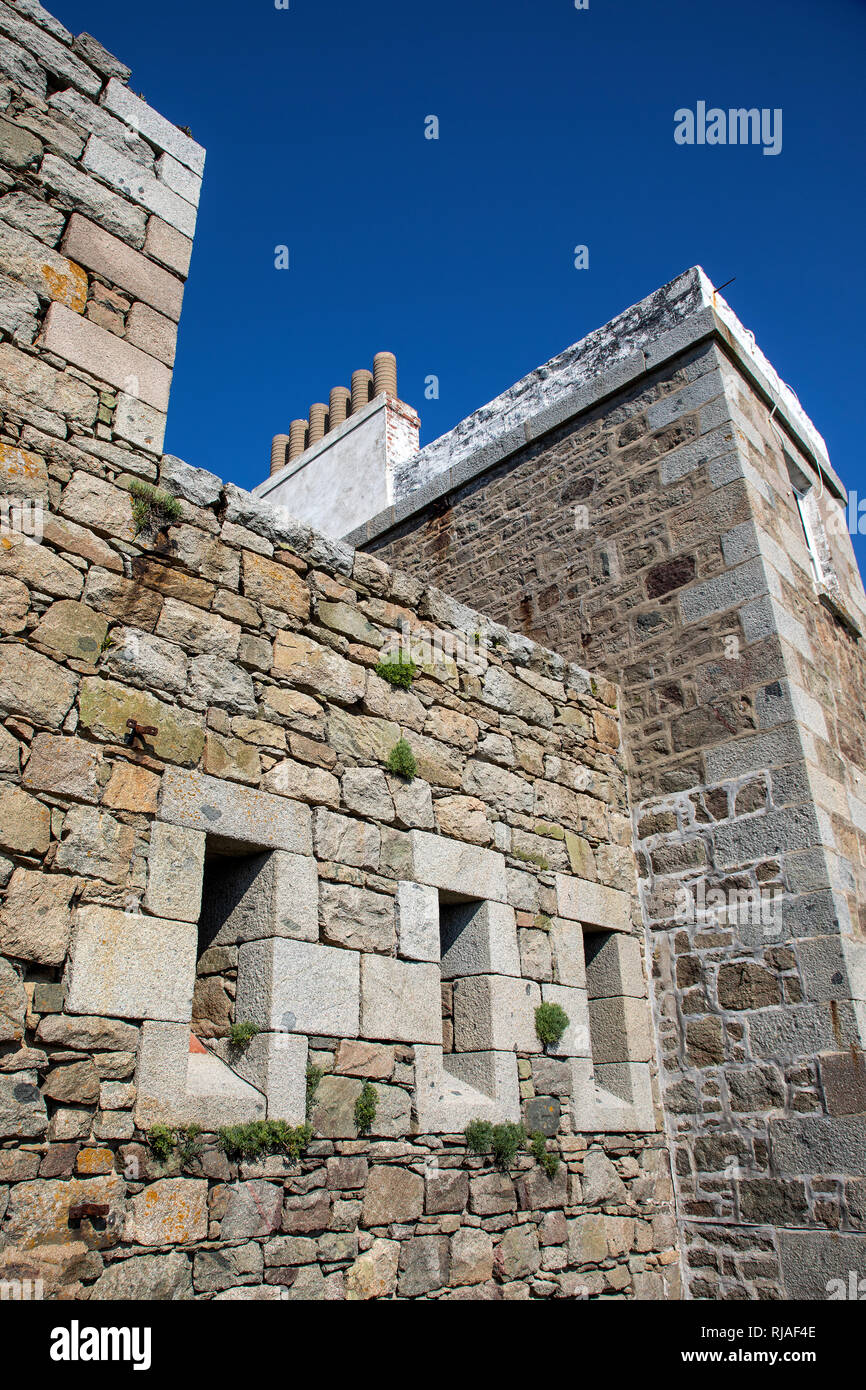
[278,268,866,1299]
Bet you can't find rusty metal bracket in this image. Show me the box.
[125,719,159,747]
[68,1203,110,1225]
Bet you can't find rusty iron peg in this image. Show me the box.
[125,718,159,746]
[68,1203,110,1224]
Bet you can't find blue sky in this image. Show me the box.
[53,0,866,576]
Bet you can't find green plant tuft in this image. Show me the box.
[146,1123,175,1162]
[175,1124,203,1166]
[386,738,417,781]
[530,1131,560,1179]
[374,655,418,689]
[535,1002,570,1048]
[228,1020,259,1050]
[305,1062,323,1119]
[491,1122,526,1171]
[147,1123,202,1166]
[465,1119,526,1170]
[217,1119,312,1162]
[354,1081,378,1135]
[464,1119,494,1154]
[129,480,183,537]
[266,1120,314,1160]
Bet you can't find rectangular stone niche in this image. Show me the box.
[198,845,318,949]
[193,850,251,1041]
[440,894,527,1085]
[192,839,319,1040]
[134,780,318,1128]
[409,886,521,1133]
[570,927,655,1133]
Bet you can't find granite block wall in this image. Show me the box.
[367,314,866,1299]
[0,5,676,1295]
[0,441,677,1298]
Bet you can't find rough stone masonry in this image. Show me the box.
[249,89,866,1304]
[355,278,866,1299]
[0,0,680,1301]
[2,0,863,1306]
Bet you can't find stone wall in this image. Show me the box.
[0,0,202,460]
[0,4,677,1294]
[10,0,862,1305]
[366,309,866,1299]
[0,435,678,1297]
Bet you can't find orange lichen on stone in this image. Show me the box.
[76,1147,115,1176]
[41,260,88,313]
[0,443,44,482]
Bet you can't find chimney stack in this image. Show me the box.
[270,433,289,477]
[329,385,351,429]
[351,369,374,414]
[308,402,329,445]
[269,352,413,482]
[288,419,308,461]
[373,351,398,399]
